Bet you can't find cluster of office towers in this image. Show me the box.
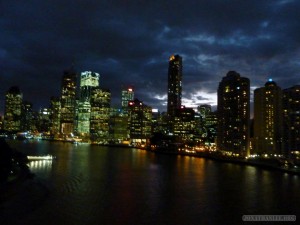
[2,55,300,157]
[218,72,300,157]
[167,55,300,157]
[2,68,152,144]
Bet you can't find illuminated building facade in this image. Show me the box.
[282,85,300,156]
[198,105,217,144]
[21,101,33,131]
[254,80,283,155]
[151,109,164,134]
[77,71,100,135]
[121,87,134,115]
[173,106,196,142]
[49,96,61,136]
[128,98,152,143]
[37,108,51,133]
[90,88,111,142]
[4,86,23,132]
[109,108,129,142]
[60,68,77,135]
[167,55,182,121]
[79,71,100,101]
[77,101,91,134]
[217,71,250,156]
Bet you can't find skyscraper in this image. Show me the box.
[217,71,250,156]
[121,86,134,115]
[90,88,111,142]
[254,79,283,155]
[49,96,61,136]
[128,98,152,143]
[167,55,182,120]
[79,71,100,101]
[4,86,23,132]
[21,101,33,131]
[36,108,51,133]
[173,106,196,142]
[109,107,129,142]
[77,71,100,134]
[60,68,77,135]
[282,85,300,156]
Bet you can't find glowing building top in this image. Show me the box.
[79,71,100,102]
[80,71,100,87]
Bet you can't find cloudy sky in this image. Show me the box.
[1,0,300,115]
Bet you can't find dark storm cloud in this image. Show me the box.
[1,0,300,114]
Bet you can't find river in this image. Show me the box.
[1,140,299,225]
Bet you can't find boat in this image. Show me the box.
[27,155,56,161]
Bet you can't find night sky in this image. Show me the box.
[1,0,300,115]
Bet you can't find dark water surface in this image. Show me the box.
[2,140,300,225]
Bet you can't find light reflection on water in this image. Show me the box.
[28,160,52,173]
[3,140,300,225]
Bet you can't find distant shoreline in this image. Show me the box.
[5,138,300,176]
[140,148,300,176]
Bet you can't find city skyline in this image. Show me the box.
[1,1,300,114]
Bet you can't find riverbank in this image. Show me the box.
[142,148,300,176]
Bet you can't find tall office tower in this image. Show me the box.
[90,88,111,142]
[282,85,300,157]
[151,109,162,133]
[173,106,196,142]
[60,68,77,135]
[128,98,152,143]
[4,86,23,132]
[49,97,61,136]
[37,108,51,133]
[121,86,134,115]
[21,101,33,131]
[254,79,283,155]
[77,71,100,135]
[198,105,217,144]
[217,71,250,156]
[109,107,129,142]
[167,55,182,120]
[79,71,100,101]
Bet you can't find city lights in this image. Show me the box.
[1,56,299,168]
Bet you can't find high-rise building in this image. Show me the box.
[109,108,129,142]
[121,87,134,115]
[77,101,91,134]
[128,98,152,143]
[77,71,100,135]
[36,108,51,133]
[282,85,300,157]
[254,79,283,155]
[173,106,196,142]
[198,105,217,145]
[49,96,61,136]
[60,68,77,135]
[79,71,100,101]
[217,71,250,156]
[90,88,111,142]
[21,101,33,131]
[167,55,182,120]
[4,86,23,132]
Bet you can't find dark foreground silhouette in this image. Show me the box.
[0,138,32,183]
